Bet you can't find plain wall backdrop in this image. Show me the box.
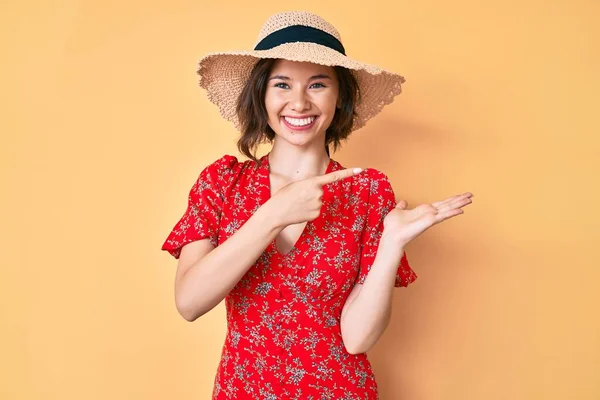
[2,0,599,399]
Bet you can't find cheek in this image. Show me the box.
[318,99,338,124]
[318,92,338,114]
[264,93,285,118]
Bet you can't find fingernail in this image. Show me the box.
[353,168,363,174]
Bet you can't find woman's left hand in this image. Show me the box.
[383,192,474,247]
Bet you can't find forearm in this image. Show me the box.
[341,233,405,354]
[177,202,283,320]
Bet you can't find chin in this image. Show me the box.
[270,126,319,145]
[281,134,316,148]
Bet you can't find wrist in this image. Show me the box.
[257,199,286,230]
[380,229,407,252]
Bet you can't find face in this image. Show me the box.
[264,59,339,148]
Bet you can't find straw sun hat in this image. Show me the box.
[197,10,406,132]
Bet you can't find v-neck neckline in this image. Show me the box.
[261,152,335,258]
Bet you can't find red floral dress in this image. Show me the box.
[161,153,417,399]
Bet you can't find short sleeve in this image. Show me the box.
[160,154,238,259]
[356,169,418,287]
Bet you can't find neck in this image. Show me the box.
[268,142,330,182]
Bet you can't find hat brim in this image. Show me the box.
[197,42,405,131]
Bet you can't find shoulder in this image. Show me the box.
[202,154,240,176]
[355,167,395,207]
[195,154,263,193]
[356,166,393,193]
[364,167,391,184]
[203,154,265,175]
[190,154,240,197]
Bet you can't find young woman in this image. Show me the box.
[161,10,473,399]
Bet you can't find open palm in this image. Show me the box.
[383,192,474,247]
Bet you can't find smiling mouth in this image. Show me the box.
[281,115,318,130]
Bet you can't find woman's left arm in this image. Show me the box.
[340,232,405,355]
[341,191,474,354]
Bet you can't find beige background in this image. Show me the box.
[2,0,599,399]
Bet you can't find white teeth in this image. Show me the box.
[284,116,316,126]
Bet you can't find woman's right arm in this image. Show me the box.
[173,167,361,322]
[174,200,282,321]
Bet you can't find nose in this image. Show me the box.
[290,87,310,112]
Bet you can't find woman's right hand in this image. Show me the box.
[268,167,363,227]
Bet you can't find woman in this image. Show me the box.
[161,10,473,399]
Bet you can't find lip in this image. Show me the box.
[282,114,318,118]
[281,115,319,131]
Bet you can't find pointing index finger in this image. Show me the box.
[315,167,363,186]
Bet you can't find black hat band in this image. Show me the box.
[253,25,346,55]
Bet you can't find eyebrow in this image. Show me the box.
[268,74,332,81]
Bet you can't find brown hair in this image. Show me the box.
[235,58,361,162]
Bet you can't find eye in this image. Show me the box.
[274,82,289,89]
[310,82,326,89]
